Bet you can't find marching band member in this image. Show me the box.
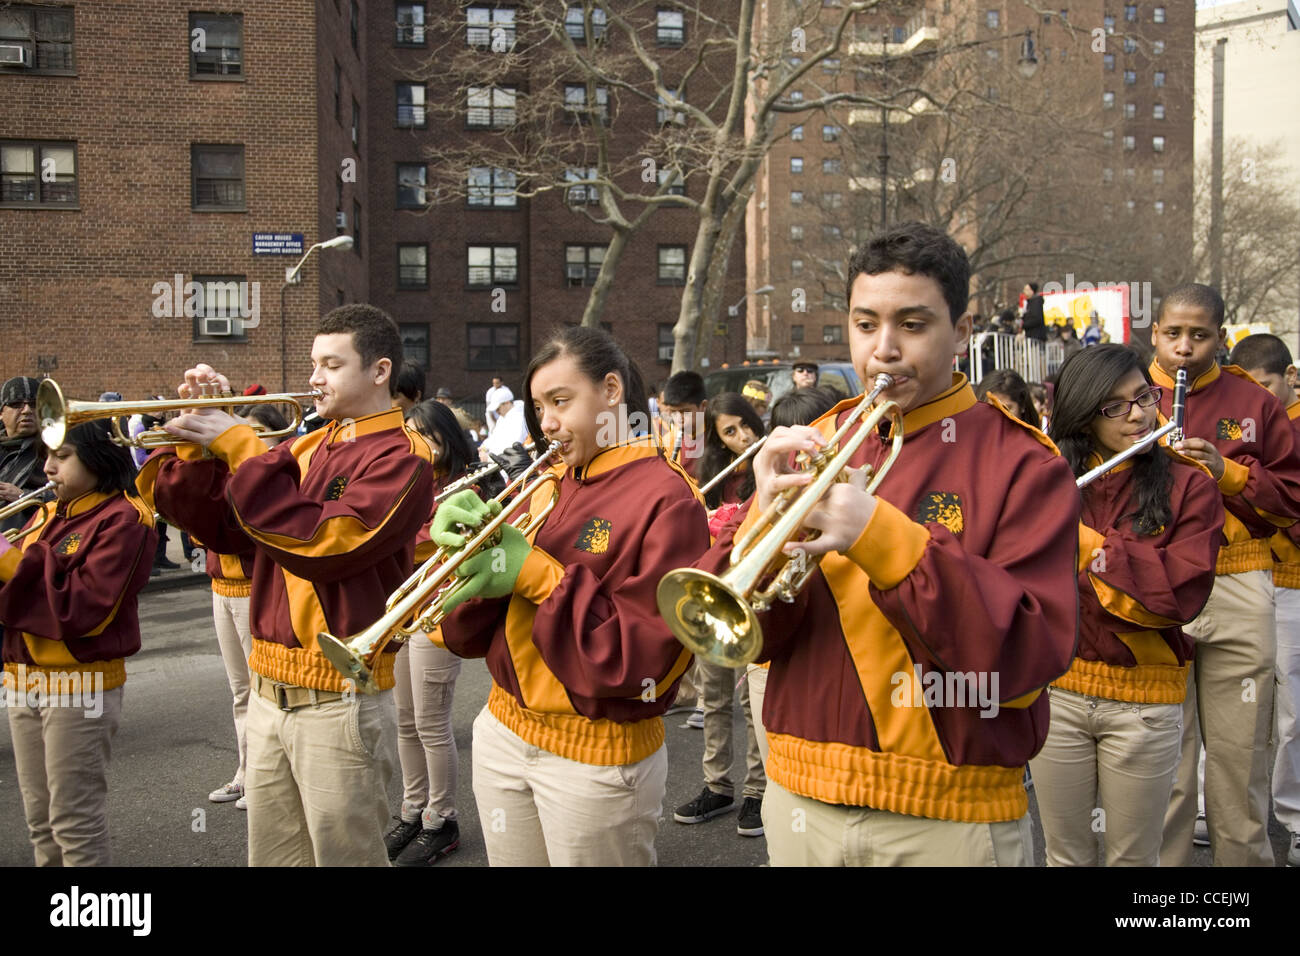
[0,419,157,865]
[147,304,435,867]
[1030,345,1222,866]
[1150,285,1300,867]
[697,222,1081,866]
[674,392,767,837]
[658,370,709,482]
[384,399,474,866]
[432,326,709,866]
[1228,332,1300,867]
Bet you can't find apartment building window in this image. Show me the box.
[565,5,606,43]
[352,99,361,146]
[192,275,251,342]
[1126,199,1136,213]
[350,1,359,50]
[1124,102,1135,119]
[986,10,999,29]
[400,323,429,368]
[822,58,840,73]
[790,157,804,174]
[822,125,840,142]
[1154,200,1165,215]
[790,190,803,205]
[1059,9,1068,21]
[1153,135,1165,152]
[821,191,844,209]
[334,61,342,121]
[1103,14,1115,33]
[1123,69,1136,86]
[469,244,519,287]
[790,325,804,343]
[657,9,685,46]
[657,167,685,197]
[397,83,427,127]
[0,4,74,73]
[1043,12,1053,23]
[1152,168,1164,184]
[986,47,999,61]
[791,258,804,275]
[1153,6,1166,23]
[468,166,517,207]
[1122,36,1136,53]
[353,200,362,254]
[565,84,610,123]
[1153,71,1165,87]
[467,86,517,128]
[396,163,427,208]
[1103,130,1114,146]
[396,3,426,46]
[467,324,519,370]
[788,90,803,104]
[189,13,242,78]
[397,244,429,288]
[657,88,684,126]
[657,324,675,363]
[565,166,600,205]
[1123,135,1135,151]
[822,158,842,174]
[1124,167,1136,181]
[1103,91,1115,109]
[823,224,842,240]
[892,25,906,42]
[1153,103,1165,120]
[791,125,804,141]
[1104,53,1115,71]
[0,141,77,206]
[823,325,844,345]
[657,245,686,285]
[1124,4,1137,22]
[790,224,804,241]
[466,5,516,48]
[192,144,244,211]
[1101,167,1113,183]
[1153,39,1164,55]
[564,244,605,286]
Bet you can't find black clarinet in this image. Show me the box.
[1170,368,1188,443]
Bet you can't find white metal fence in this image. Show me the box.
[966,332,1065,386]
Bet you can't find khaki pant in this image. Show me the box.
[762,778,1032,866]
[392,635,461,825]
[1274,585,1300,833]
[747,664,769,766]
[676,659,700,709]
[1162,569,1276,866]
[471,707,666,866]
[1029,686,1182,866]
[244,684,396,866]
[211,592,253,785]
[699,657,765,799]
[8,685,124,866]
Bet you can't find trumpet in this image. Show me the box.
[657,375,904,667]
[699,435,767,497]
[36,378,320,451]
[1,481,54,544]
[316,440,563,693]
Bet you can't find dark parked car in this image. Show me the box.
[703,361,862,404]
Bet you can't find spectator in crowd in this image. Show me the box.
[394,365,426,413]
[791,361,818,390]
[0,376,49,536]
[1083,313,1103,348]
[741,379,771,422]
[484,376,512,432]
[1022,282,1047,342]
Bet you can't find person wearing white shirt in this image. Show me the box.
[484,377,513,431]
[480,399,529,459]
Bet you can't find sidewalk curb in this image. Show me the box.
[143,570,211,595]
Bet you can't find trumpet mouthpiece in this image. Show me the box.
[872,373,895,391]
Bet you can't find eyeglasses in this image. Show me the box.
[1098,386,1161,419]
[4,400,35,411]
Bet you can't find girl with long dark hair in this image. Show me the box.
[0,420,157,865]
[430,326,710,865]
[384,398,478,865]
[697,391,764,517]
[1031,344,1223,865]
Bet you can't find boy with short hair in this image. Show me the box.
[1152,289,1300,866]
[660,371,708,481]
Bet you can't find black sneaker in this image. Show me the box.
[154,557,181,572]
[394,819,460,867]
[673,787,736,824]
[384,816,422,861]
[737,797,764,837]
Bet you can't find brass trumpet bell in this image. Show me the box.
[656,567,762,668]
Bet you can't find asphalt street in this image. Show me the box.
[0,570,1290,867]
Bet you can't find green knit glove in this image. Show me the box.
[441,520,532,615]
[429,489,502,549]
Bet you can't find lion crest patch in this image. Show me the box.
[1216,419,1243,441]
[325,476,349,501]
[915,492,964,535]
[574,517,612,555]
[56,532,82,556]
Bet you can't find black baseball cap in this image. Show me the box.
[791,361,819,374]
[1,376,40,407]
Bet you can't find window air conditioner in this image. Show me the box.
[336,211,348,229]
[203,317,233,336]
[0,44,32,67]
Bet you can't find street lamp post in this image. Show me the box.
[279,234,354,391]
[880,29,889,230]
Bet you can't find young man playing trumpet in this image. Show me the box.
[141,304,435,866]
[696,222,1081,865]
[1151,290,1300,866]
